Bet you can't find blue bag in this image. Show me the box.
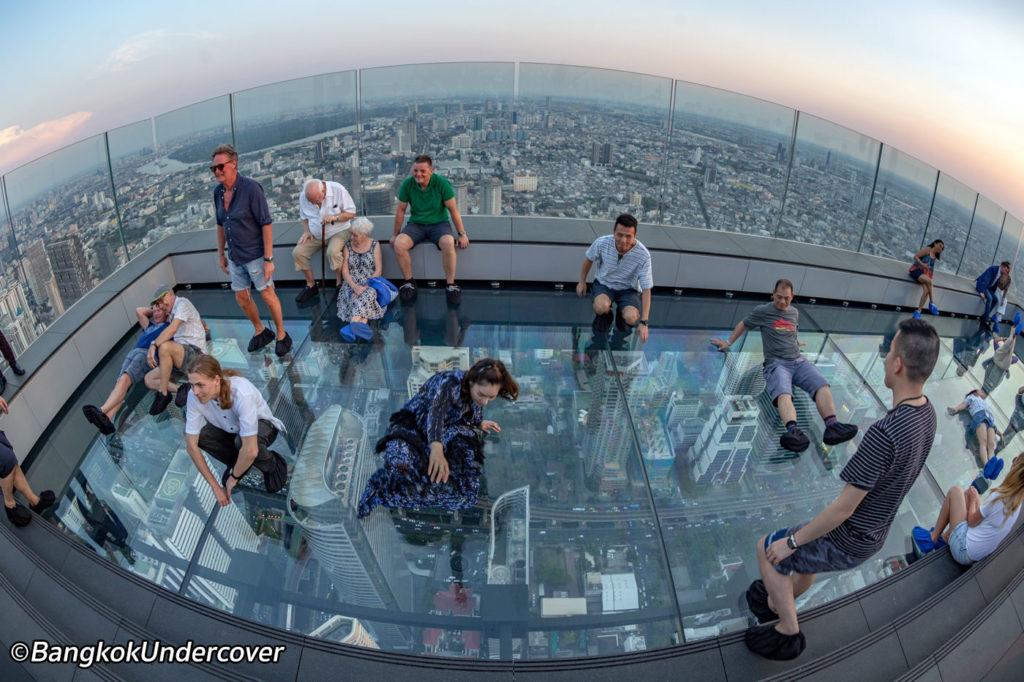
[367,277,399,307]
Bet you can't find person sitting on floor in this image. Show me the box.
[337,218,389,342]
[83,302,169,434]
[711,278,858,453]
[948,389,1004,480]
[913,453,1024,564]
[145,286,207,415]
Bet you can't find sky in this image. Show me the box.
[1,0,1021,218]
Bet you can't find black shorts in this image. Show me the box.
[402,221,453,250]
[592,279,641,312]
[766,524,865,576]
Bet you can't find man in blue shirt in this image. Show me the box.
[210,144,292,357]
[82,303,170,434]
[576,214,652,343]
[975,261,1010,328]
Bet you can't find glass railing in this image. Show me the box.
[1,61,1021,368]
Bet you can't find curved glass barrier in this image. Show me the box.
[1,62,1021,356]
[663,83,794,235]
[776,113,880,250]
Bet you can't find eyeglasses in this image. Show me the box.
[210,161,234,173]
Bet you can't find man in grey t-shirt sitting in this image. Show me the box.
[710,278,857,453]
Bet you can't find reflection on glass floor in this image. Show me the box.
[42,287,1021,660]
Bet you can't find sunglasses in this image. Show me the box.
[210,161,234,173]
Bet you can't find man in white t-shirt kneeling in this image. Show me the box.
[183,354,288,504]
[145,286,208,415]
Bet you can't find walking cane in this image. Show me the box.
[320,223,327,297]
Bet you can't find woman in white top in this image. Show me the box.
[948,389,1002,479]
[914,454,1024,564]
[183,354,288,505]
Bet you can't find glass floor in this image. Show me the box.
[29,285,1022,660]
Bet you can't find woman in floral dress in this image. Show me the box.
[358,358,519,517]
[338,217,384,340]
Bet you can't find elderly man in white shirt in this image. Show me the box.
[294,178,357,303]
[183,354,288,505]
[145,285,208,415]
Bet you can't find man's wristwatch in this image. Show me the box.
[787,534,798,550]
[639,320,648,326]
[263,256,274,262]
[457,231,466,237]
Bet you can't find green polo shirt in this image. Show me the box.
[397,173,455,225]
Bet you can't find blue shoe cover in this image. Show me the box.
[912,526,946,557]
[929,303,939,315]
[984,456,1004,480]
[339,324,356,342]
[913,310,922,319]
[1014,311,1022,327]
[1016,321,1023,336]
[351,322,373,340]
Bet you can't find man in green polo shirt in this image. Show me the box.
[392,154,469,304]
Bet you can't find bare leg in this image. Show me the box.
[301,268,315,288]
[10,466,40,507]
[975,424,992,464]
[592,294,612,316]
[100,374,134,418]
[757,535,805,635]
[987,427,997,462]
[156,342,185,394]
[1,471,16,508]
[392,234,414,281]
[932,486,967,544]
[813,385,838,419]
[621,305,640,326]
[235,290,266,334]
[439,235,456,285]
[776,393,797,425]
[259,287,286,340]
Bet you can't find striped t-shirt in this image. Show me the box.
[826,400,937,559]
[585,235,654,293]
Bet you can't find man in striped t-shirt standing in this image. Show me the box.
[745,317,939,660]
[576,214,653,343]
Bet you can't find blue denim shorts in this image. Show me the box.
[971,410,995,432]
[948,520,972,565]
[119,347,150,385]
[766,524,865,576]
[229,254,272,292]
[763,357,829,403]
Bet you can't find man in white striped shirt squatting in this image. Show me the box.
[576,214,653,343]
[744,317,939,661]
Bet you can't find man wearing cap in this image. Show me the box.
[210,143,292,356]
[293,178,357,303]
[82,302,170,434]
[144,286,207,415]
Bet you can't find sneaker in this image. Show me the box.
[30,490,55,514]
[149,391,172,416]
[929,302,940,315]
[984,456,1004,480]
[445,283,462,306]
[5,503,31,527]
[399,280,418,303]
[823,421,858,446]
[247,328,275,352]
[913,310,922,319]
[745,580,777,624]
[295,285,318,303]
[745,623,806,661]
[83,405,116,435]
[10,361,25,376]
[175,383,191,409]
[592,312,613,333]
[275,332,293,358]
[780,427,810,453]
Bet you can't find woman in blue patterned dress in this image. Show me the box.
[358,358,518,517]
[338,217,384,340]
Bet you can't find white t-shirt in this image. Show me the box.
[184,376,285,437]
[170,296,206,350]
[964,394,992,419]
[298,180,356,240]
[966,492,1022,562]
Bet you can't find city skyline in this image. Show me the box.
[1,2,1021,220]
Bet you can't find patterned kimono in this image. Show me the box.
[358,371,484,517]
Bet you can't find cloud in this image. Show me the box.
[99,29,220,73]
[0,112,93,172]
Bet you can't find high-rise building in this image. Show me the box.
[24,239,51,309]
[46,234,91,309]
[362,182,394,216]
[453,182,469,212]
[591,142,614,167]
[487,486,530,586]
[690,397,757,485]
[287,406,413,650]
[513,172,538,192]
[480,178,502,215]
[585,352,648,494]
[391,129,411,154]
[408,346,470,398]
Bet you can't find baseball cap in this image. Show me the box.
[150,285,173,305]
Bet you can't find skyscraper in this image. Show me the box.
[362,182,394,216]
[46,234,91,309]
[480,178,502,215]
[24,239,51,310]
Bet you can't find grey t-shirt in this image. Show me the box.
[743,303,801,363]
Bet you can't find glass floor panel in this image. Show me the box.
[31,286,1017,659]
